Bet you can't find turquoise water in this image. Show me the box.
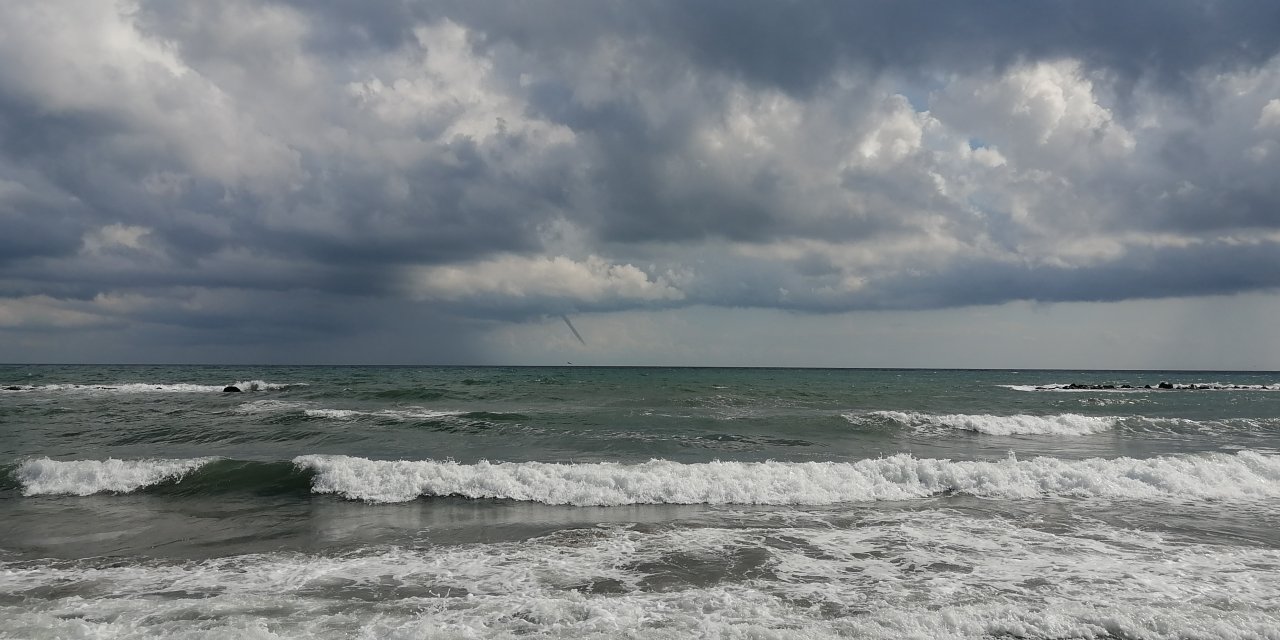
[3,366,1279,638]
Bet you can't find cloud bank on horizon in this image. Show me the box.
[1,1,1279,364]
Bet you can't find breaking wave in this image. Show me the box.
[294,451,1280,505]
[851,410,1280,438]
[5,511,1279,639]
[15,457,216,496]
[853,411,1119,435]
[303,407,465,421]
[1,380,301,393]
[13,451,1280,505]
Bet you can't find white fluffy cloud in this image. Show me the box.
[406,255,684,308]
[0,1,303,193]
[936,60,1135,166]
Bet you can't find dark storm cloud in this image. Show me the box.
[866,241,1280,311]
[1,0,1279,361]
[0,188,85,266]
[441,0,1280,245]
[439,0,1280,94]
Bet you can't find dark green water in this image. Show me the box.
[2,366,1279,638]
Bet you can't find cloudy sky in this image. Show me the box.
[2,1,1279,368]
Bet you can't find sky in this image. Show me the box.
[1,1,1279,368]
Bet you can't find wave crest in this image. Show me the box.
[859,411,1118,435]
[3,380,300,393]
[17,452,1280,505]
[303,407,464,421]
[294,451,1280,505]
[17,457,216,496]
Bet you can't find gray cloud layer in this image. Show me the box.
[2,1,1279,360]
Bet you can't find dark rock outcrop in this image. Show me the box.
[1027,381,1265,391]
[223,385,242,393]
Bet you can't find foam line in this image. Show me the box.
[303,407,464,420]
[3,380,299,393]
[858,411,1118,435]
[294,450,1280,505]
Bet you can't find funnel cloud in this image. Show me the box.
[560,315,587,347]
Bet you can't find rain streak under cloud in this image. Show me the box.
[1,1,1279,366]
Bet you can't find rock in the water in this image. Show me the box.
[3,385,22,391]
[223,385,242,393]
[1061,382,1128,390]
[1157,381,1174,389]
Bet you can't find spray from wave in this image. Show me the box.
[851,411,1119,435]
[15,451,1280,505]
[294,451,1280,505]
[16,457,216,496]
[5,512,1279,640]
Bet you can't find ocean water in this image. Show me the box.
[2,365,1279,639]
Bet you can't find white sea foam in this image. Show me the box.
[303,407,465,421]
[857,410,1119,435]
[3,511,1278,639]
[294,450,1280,505]
[374,407,465,421]
[855,410,1278,436]
[16,457,216,496]
[8,380,301,394]
[234,402,464,421]
[227,379,299,391]
[304,408,364,419]
[232,399,310,414]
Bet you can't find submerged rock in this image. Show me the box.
[222,385,242,393]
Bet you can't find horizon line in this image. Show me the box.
[1,363,1278,373]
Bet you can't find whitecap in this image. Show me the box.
[234,399,310,414]
[304,408,365,420]
[856,410,1118,435]
[17,457,216,496]
[14,380,303,394]
[3,512,1278,639]
[303,407,464,421]
[293,450,1280,505]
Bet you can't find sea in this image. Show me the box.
[2,365,1279,639]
